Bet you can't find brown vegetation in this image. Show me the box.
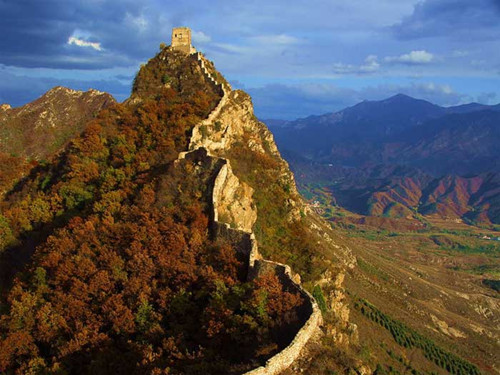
[0,47,304,374]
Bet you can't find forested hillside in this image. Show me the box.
[0,47,304,375]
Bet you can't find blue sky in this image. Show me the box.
[1,0,499,119]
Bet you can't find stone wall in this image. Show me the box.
[210,154,323,375]
[243,290,322,375]
[175,51,322,375]
[242,258,322,375]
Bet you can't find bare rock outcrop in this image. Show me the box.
[188,85,303,222]
[212,160,257,233]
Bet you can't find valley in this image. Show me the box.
[292,172,500,374]
[267,92,500,374]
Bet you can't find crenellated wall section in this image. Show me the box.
[176,51,322,375]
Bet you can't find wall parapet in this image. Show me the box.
[174,52,322,375]
[242,259,322,375]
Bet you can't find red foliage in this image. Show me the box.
[0,49,304,374]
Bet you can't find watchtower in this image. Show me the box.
[171,27,196,54]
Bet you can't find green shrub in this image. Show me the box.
[162,74,171,84]
[59,183,94,209]
[0,214,16,252]
[214,121,222,132]
[482,279,500,292]
[199,125,208,138]
[312,285,328,314]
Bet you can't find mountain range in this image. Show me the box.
[268,94,500,224]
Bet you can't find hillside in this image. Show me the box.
[0,87,115,160]
[292,162,500,224]
[292,159,499,374]
[0,39,359,375]
[0,87,116,198]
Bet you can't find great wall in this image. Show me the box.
[175,47,323,374]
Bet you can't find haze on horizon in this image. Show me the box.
[1,0,499,119]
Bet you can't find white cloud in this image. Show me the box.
[67,37,103,51]
[212,43,251,55]
[128,14,148,32]
[420,82,453,95]
[332,55,380,75]
[192,30,211,44]
[362,55,380,72]
[477,92,497,104]
[331,62,355,74]
[471,59,487,67]
[385,50,434,64]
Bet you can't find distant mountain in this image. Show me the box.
[392,110,500,175]
[260,118,289,128]
[367,170,500,224]
[444,102,500,114]
[269,94,500,224]
[270,94,500,175]
[0,86,115,160]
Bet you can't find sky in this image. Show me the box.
[1,0,499,120]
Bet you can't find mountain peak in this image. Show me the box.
[0,86,115,159]
[388,93,412,100]
[44,86,107,97]
[384,93,424,103]
[45,85,79,95]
